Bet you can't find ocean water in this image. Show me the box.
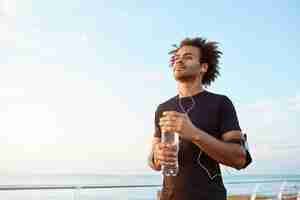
[0,174,161,200]
[0,174,299,200]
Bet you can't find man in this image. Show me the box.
[148,37,251,200]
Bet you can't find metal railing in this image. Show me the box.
[1,179,300,200]
[0,184,161,191]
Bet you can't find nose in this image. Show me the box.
[174,57,184,66]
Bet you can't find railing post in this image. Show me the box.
[278,181,287,200]
[73,185,81,200]
[250,183,261,200]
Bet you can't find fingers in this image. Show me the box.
[160,119,183,134]
[157,143,177,151]
[161,126,175,134]
[163,111,180,115]
[159,115,177,123]
[159,118,176,128]
[159,112,182,133]
[163,111,182,118]
[154,143,178,165]
[159,121,177,133]
[160,111,186,124]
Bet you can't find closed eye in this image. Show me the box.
[174,55,193,61]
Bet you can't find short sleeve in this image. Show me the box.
[219,96,241,135]
[154,106,162,138]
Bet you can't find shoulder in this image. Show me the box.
[155,95,177,112]
[204,91,237,111]
[204,90,231,103]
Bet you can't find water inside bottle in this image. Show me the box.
[162,132,179,176]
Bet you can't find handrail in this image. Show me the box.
[1,179,300,191]
[0,184,162,191]
[225,179,300,184]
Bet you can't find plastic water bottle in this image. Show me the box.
[161,132,179,176]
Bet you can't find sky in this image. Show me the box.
[0,0,299,175]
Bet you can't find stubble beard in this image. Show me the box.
[174,63,200,83]
[175,73,197,83]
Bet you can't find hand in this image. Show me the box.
[159,111,197,141]
[154,142,177,167]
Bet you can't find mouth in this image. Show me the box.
[174,68,186,72]
[174,65,186,71]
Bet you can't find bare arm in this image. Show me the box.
[148,137,161,171]
[191,129,247,169]
[148,136,178,171]
[159,111,247,170]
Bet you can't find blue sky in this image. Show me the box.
[0,0,299,175]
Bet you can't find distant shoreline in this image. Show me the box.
[228,194,299,200]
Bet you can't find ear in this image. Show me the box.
[200,63,208,73]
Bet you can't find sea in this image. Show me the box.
[0,173,300,200]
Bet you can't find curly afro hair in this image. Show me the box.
[169,37,222,86]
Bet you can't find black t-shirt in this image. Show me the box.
[154,90,241,200]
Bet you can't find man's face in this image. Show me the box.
[172,45,203,82]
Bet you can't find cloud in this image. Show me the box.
[144,71,165,82]
[0,0,17,17]
[0,0,32,17]
[0,0,36,50]
[235,95,300,173]
[0,0,16,47]
[0,17,17,48]
[237,96,298,136]
[80,33,88,42]
[0,88,24,97]
[287,95,300,112]
[0,64,149,173]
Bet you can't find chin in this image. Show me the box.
[174,74,196,82]
[174,71,187,78]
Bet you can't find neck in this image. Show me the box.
[177,81,204,97]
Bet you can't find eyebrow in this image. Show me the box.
[174,52,194,57]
